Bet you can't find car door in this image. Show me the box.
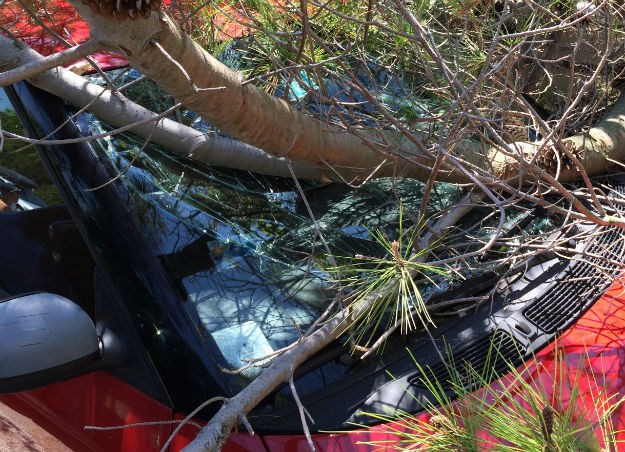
[0,86,176,452]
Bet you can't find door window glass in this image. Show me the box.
[0,88,62,209]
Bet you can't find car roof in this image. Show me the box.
[1,0,254,72]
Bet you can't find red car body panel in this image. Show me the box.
[0,371,172,451]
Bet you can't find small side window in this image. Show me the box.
[0,88,62,210]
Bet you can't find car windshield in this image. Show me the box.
[73,69,565,390]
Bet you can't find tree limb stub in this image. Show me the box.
[491,91,625,185]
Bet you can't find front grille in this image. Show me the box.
[524,227,623,333]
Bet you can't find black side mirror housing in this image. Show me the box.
[0,292,100,392]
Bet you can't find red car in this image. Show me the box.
[1,3,625,451]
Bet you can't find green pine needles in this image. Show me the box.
[329,207,448,350]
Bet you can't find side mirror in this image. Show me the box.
[0,292,100,392]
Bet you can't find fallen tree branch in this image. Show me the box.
[180,292,355,451]
[0,35,324,179]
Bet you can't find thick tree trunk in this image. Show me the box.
[59,5,625,185]
[64,4,486,183]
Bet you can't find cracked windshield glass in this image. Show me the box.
[76,68,566,392]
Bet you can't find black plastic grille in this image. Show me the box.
[523,227,623,333]
[409,330,522,391]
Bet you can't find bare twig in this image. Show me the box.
[0,39,103,86]
[289,373,316,452]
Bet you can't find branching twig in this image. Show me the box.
[0,39,103,86]
[289,373,315,451]
[161,397,229,452]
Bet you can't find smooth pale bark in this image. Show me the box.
[0,35,323,178]
[57,5,625,184]
[64,3,486,183]
[0,39,101,87]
